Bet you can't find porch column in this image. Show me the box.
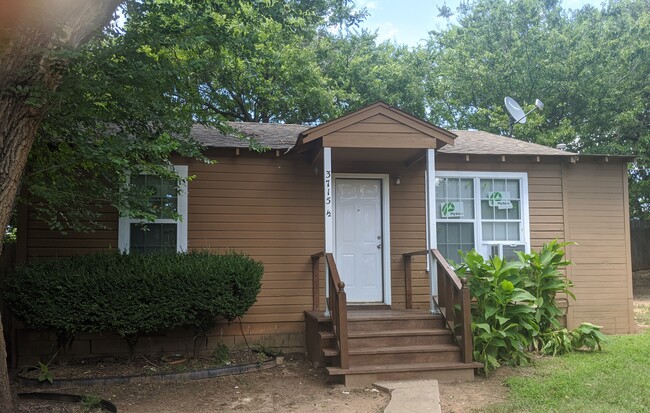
[323,147,333,315]
[324,147,333,253]
[425,148,438,310]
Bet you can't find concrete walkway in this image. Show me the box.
[374,380,441,413]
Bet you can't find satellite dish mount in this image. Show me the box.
[504,97,544,137]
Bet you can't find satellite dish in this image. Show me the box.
[504,96,527,124]
[504,96,545,137]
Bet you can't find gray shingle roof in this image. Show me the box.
[191,122,575,156]
[440,130,575,156]
[191,123,307,149]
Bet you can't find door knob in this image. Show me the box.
[377,244,382,249]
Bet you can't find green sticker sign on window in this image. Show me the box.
[441,201,464,218]
[488,191,513,209]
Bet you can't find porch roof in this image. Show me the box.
[295,102,457,150]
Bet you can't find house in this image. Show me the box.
[14,102,635,384]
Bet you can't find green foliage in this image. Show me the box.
[517,240,575,334]
[37,362,53,384]
[426,0,649,218]
[4,251,263,354]
[457,241,605,374]
[213,343,230,366]
[540,322,606,356]
[80,394,103,411]
[2,226,16,244]
[457,250,538,373]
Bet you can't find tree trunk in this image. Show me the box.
[0,2,122,410]
[0,80,49,413]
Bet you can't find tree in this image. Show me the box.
[183,0,366,123]
[0,1,124,408]
[316,30,430,118]
[425,0,649,217]
[0,2,369,408]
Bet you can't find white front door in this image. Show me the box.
[335,178,384,303]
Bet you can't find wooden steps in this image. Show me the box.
[327,361,480,387]
[305,309,481,387]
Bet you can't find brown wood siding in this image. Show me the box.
[187,151,323,336]
[322,114,437,149]
[19,150,633,361]
[25,204,119,258]
[563,162,635,334]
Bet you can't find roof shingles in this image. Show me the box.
[191,122,574,156]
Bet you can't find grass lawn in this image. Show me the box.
[488,331,650,413]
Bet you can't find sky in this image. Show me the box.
[355,0,606,46]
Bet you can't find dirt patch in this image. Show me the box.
[19,349,264,381]
[438,367,513,413]
[15,353,388,413]
[633,270,650,329]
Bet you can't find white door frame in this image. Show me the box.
[332,173,392,305]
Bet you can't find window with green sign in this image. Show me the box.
[435,172,529,261]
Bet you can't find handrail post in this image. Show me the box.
[404,254,413,310]
[338,282,349,369]
[429,250,436,313]
[461,278,472,363]
[312,255,320,311]
[324,253,349,370]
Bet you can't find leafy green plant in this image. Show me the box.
[213,343,230,366]
[517,240,575,335]
[457,241,605,374]
[567,322,606,352]
[81,394,103,411]
[37,362,53,384]
[457,250,538,373]
[4,251,263,360]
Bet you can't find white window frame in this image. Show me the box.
[118,165,188,253]
[436,171,531,259]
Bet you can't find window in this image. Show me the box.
[435,172,529,261]
[118,165,188,253]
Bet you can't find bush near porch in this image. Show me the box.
[3,251,263,358]
[455,241,606,374]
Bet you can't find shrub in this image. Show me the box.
[456,241,605,374]
[517,240,575,335]
[457,250,538,373]
[4,251,263,358]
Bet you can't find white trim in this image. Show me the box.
[118,165,188,253]
[426,149,438,304]
[435,170,531,257]
[176,165,189,252]
[323,148,333,315]
[323,148,334,254]
[333,173,392,306]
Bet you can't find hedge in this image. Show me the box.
[3,251,263,350]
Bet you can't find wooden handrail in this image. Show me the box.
[325,253,349,369]
[431,249,463,290]
[403,248,473,364]
[310,251,349,369]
